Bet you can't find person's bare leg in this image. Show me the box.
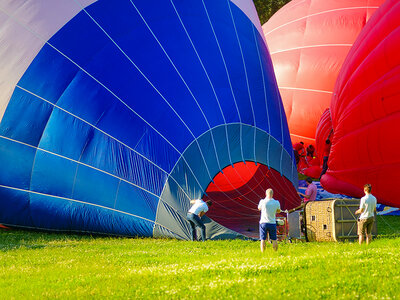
[359,234,364,245]
[260,240,266,252]
[272,240,278,251]
[366,234,372,245]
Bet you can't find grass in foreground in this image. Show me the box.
[0,216,400,299]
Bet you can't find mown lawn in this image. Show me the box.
[0,216,399,299]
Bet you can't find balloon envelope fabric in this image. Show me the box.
[318,0,400,208]
[262,0,383,146]
[0,0,299,239]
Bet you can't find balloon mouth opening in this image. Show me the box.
[203,161,299,238]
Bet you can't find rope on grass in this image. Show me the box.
[376,214,400,235]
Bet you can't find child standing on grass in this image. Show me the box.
[258,189,281,252]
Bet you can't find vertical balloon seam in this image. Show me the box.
[3,5,144,234]
[169,1,299,204]
[201,0,245,166]
[168,0,255,210]
[227,0,257,141]
[258,28,298,179]
[226,0,288,202]
[170,0,284,206]
[131,0,225,175]
[225,0,245,164]
[0,134,296,233]
[0,1,98,122]
[0,0,299,237]
[5,88,197,237]
[155,125,299,237]
[226,2,264,198]
[160,125,297,207]
[162,123,298,194]
[12,85,173,188]
[201,0,296,208]
[75,2,219,184]
[17,5,286,180]
[250,24,299,205]
[3,4,213,210]
[13,85,189,201]
[168,0,227,167]
[254,25,271,170]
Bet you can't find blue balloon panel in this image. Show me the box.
[0,0,298,239]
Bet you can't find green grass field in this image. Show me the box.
[1,216,400,299]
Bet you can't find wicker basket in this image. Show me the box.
[305,199,377,242]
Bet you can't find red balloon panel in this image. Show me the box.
[319,0,400,208]
[263,0,383,145]
[204,162,301,237]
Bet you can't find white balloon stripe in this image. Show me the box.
[0,183,186,239]
[270,44,353,55]
[252,27,300,208]
[201,0,244,161]
[0,133,194,223]
[264,6,380,36]
[0,5,208,199]
[129,0,224,172]
[169,0,263,205]
[279,87,333,94]
[15,85,195,200]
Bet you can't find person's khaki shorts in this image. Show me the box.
[358,217,374,235]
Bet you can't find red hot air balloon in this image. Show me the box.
[262,0,383,147]
[318,0,400,208]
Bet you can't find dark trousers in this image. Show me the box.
[320,156,329,178]
[187,213,206,241]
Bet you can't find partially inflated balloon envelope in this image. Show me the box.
[0,0,300,239]
[262,0,383,146]
[318,0,400,208]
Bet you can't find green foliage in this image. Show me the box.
[0,216,399,299]
[253,0,291,25]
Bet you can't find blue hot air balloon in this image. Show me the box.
[0,0,299,239]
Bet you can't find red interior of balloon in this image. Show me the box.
[203,161,300,238]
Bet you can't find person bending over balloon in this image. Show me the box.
[355,184,377,245]
[186,199,212,241]
[258,189,281,252]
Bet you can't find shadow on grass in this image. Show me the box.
[1,215,398,251]
[0,227,109,252]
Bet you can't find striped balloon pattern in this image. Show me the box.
[0,0,299,239]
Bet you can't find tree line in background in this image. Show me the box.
[253,0,291,24]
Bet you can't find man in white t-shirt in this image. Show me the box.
[186,199,212,241]
[355,184,377,245]
[258,189,281,252]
